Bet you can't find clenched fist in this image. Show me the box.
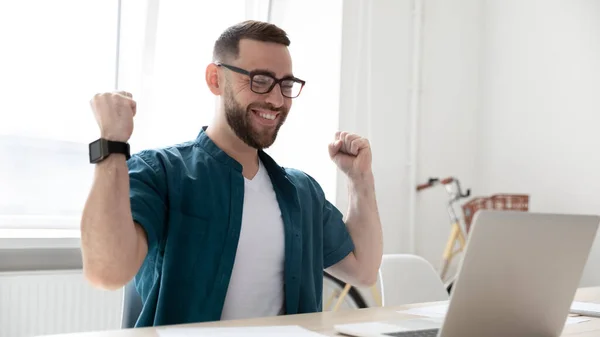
[90,91,137,142]
[328,131,373,181]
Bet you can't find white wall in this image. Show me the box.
[477,0,600,286]
[414,0,482,269]
[338,0,483,266]
[340,0,600,287]
[338,0,413,254]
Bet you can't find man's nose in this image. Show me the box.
[264,83,284,108]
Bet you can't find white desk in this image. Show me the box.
[44,286,600,337]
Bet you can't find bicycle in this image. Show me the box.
[416,177,471,291]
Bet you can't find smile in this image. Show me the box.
[251,108,280,125]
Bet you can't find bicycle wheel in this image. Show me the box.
[322,272,368,311]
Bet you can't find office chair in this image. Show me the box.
[121,279,143,329]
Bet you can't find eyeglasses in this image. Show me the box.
[216,62,305,98]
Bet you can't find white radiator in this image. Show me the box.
[0,270,123,337]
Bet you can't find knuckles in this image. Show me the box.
[90,92,132,106]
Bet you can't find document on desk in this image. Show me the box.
[157,325,326,337]
[397,302,449,319]
[571,301,600,317]
[397,302,590,325]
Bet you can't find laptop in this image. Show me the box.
[334,210,599,337]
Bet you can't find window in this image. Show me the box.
[122,0,247,152]
[0,0,343,234]
[0,0,118,230]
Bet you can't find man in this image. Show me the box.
[81,20,383,327]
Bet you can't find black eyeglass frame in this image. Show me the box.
[216,62,306,98]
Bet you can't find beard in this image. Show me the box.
[223,85,288,149]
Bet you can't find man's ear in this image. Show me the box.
[205,63,222,95]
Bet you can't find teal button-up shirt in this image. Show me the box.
[127,128,355,327]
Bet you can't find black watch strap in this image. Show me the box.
[107,140,131,160]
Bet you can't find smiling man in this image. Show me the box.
[80,20,383,327]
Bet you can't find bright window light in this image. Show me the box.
[0,0,118,229]
[0,0,342,232]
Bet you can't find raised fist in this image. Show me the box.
[90,91,137,142]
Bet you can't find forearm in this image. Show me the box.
[344,171,383,281]
[80,154,143,289]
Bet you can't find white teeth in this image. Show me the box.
[259,112,276,120]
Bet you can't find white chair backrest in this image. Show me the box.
[379,254,449,307]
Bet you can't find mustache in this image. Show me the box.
[247,102,286,113]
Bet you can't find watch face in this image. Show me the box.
[89,139,106,163]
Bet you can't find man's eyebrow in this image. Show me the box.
[252,68,295,79]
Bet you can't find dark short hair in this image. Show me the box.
[213,20,290,62]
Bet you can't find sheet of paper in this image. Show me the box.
[571,301,600,316]
[397,302,591,325]
[397,302,449,319]
[157,325,326,337]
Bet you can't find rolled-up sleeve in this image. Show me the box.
[127,152,167,250]
[322,199,355,268]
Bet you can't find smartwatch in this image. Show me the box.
[89,138,131,163]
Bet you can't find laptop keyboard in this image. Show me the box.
[383,329,439,337]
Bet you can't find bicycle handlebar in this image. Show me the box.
[416,176,471,199]
[416,178,439,191]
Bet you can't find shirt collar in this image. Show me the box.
[194,126,287,177]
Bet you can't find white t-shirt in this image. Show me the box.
[220,159,285,320]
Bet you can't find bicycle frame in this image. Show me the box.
[417,177,471,284]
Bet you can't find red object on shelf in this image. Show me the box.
[462,194,529,232]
